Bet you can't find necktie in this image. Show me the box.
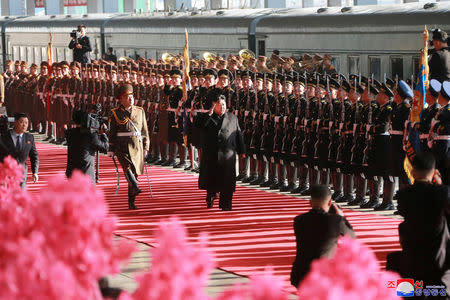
[15,135,21,152]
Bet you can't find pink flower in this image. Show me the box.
[249,267,288,300]
[131,217,215,300]
[0,156,23,192]
[297,236,399,300]
[0,170,135,300]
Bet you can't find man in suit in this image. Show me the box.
[65,110,109,184]
[108,84,149,210]
[0,113,39,188]
[386,152,450,294]
[290,185,355,288]
[68,24,92,64]
[198,94,245,211]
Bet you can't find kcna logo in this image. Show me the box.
[396,279,415,297]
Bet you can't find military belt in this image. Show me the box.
[378,132,390,136]
[117,132,141,137]
[434,135,450,140]
[419,134,429,139]
[343,130,353,134]
[389,130,403,135]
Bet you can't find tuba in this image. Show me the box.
[202,52,217,63]
[162,52,176,64]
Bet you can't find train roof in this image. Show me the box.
[3,2,450,34]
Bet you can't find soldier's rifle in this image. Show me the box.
[313,74,322,160]
[362,74,374,167]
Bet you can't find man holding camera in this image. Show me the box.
[108,84,149,210]
[68,24,92,64]
[65,110,109,184]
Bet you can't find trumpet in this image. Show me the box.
[162,52,177,64]
[118,56,133,63]
[238,48,255,61]
[202,51,217,62]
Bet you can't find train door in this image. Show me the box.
[348,55,360,75]
[257,40,266,57]
[369,56,381,81]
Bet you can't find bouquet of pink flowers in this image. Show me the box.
[0,157,135,300]
[298,236,399,300]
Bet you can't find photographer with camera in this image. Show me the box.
[68,24,92,64]
[65,110,109,184]
[426,28,450,82]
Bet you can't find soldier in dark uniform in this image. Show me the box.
[184,69,200,171]
[430,81,450,185]
[369,80,396,211]
[315,78,331,186]
[33,62,49,134]
[417,79,442,150]
[370,80,410,211]
[327,78,344,201]
[291,74,309,194]
[360,79,382,209]
[108,84,150,210]
[348,76,369,206]
[163,69,187,168]
[300,75,320,195]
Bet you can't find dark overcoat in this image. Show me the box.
[198,112,245,193]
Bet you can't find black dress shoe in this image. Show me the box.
[184,164,193,171]
[280,184,293,192]
[394,210,400,215]
[154,159,164,165]
[300,188,312,196]
[269,180,281,190]
[334,193,346,203]
[236,174,246,181]
[342,194,355,204]
[242,175,256,183]
[291,185,308,194]
[374,202,395,211]
[249,176,261,185]
[360,198,380,209]
[174,162,187,169]
[161,160,174,166]
[259,180,271,187]
[348,196,364,206]
[128,203,138,210]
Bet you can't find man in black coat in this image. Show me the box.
[290,185,355,288]
[68,24,92,64]
[0,113,39,188]
[198,94,245,211]
[387,152,450,293]
[429,29,450,82]
[65,110,109,184]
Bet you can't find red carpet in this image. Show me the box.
[27,142,402,288]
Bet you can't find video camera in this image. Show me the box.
[70,26,81,40]
[84,104,109,133]
[0,107,14,135]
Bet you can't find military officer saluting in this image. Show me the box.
[108,84,150,210]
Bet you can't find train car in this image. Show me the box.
[1,2,449,80]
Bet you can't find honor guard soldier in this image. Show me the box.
[417,79,442,150]
[108,84,150,210]
[360,78,382,209]
[429,80,450,184]
[327,77,344,201]
[368,80,395,211]
[349,75,370,206]
[290,74,308,194]
[337,78,357,203]
[384,80,413,209]
[164,68,187,169]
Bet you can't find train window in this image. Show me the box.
[12,46,19,61]
[412,57,420,79]
[41,47,47,61]
[348,56,359,74]
[369,56,381,81]
[258,40,265,57]
[390,57,403,80]
[331,57,340,73]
